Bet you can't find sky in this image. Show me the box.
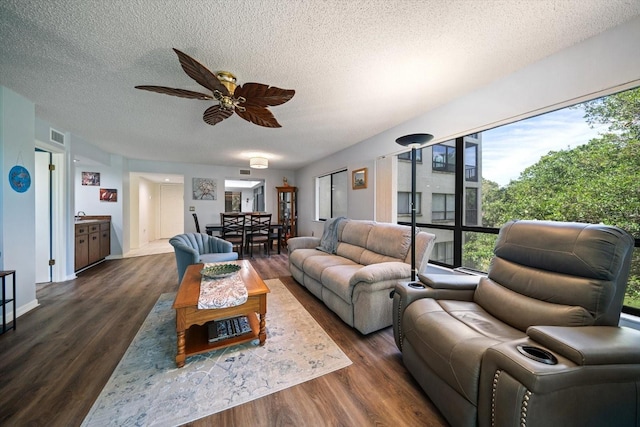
[480,106,608,187]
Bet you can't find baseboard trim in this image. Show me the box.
[8,298,40,320]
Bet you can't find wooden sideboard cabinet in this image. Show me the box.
[75,218,111,272]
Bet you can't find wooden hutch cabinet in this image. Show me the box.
[276,186,297,240]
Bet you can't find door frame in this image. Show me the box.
[35,140,67,282]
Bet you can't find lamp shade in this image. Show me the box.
[396,133,434,148]
[250,157,268,169]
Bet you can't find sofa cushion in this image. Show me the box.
[489,257,612,322]
[321,264,364,301]
[365,222,412,260]
[475,278,594,331]
[303,254,357,282]
[339,220,374,247]
[289,248,332,271]
[335,221,415,265]
[360,249,404,265]
[335,242,366,264]
[403,298,525,405]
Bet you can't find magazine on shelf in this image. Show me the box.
[207,315,252,343]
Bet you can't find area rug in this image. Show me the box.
[82,279,352,426]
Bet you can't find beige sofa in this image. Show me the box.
[288,219,435,334]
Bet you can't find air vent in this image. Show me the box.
[239,169,251,175]
[50,128,65,145]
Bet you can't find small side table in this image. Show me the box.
[1,270,16,334]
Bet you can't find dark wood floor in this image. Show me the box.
[0,252,447,427]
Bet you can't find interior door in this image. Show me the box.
[35,150,52,283]
[160,184,184,238]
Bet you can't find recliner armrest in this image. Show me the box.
[286,236,321,253]
[417,272,481,290]
[350,262,410,285]
[527,325,640,365]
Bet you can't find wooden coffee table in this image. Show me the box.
[172,260,270,368]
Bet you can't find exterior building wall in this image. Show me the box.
[396,135,483,263]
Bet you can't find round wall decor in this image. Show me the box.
[9,165,31,193]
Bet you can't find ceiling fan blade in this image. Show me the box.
[135,85,213,100]
[203,105,234,126]
[234,83,295,107]
[235,105,281,128]
[173,48,229,96]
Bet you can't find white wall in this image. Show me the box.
[129,173,140,249]
[293,15,640,237]
[138,177,154,245]
[0,86,38,317]
[73,151,124,258]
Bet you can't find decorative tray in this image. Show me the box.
[201,264,241,279]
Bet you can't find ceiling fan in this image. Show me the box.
[135,49,295,128]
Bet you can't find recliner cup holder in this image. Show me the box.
[517,345,558,365]
[408,282,425,289]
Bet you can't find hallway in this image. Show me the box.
[124,239,172,258]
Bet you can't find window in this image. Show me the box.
[465,187,478,225]
[398,192,422,215]
[398,148,423,162]
[433,241,454,265]
[465,142,478,182]
[432,193,455,222]
[317,169,348,220]
[224,191,242,212]
[394,85,639,314]
[432,144,455,172]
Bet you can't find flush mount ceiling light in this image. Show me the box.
[250,157,268,169]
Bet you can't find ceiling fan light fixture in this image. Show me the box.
[250,157,269,169]
[216,71,238,94]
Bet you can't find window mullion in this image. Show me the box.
[454,136,465,266]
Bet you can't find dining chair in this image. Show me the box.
[220,213,246,258]
[246,213,272,257]
[268,223,280,253]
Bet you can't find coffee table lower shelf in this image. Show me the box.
[184,313,261,357]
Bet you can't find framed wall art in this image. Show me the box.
[193,177,217,200]
[100,188,118,202]
[9,165,31,193]
[352,168,367,190]
[82,172,100,186]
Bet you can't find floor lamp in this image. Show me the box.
[396,133,434,281]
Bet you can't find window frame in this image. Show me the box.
[395,88,640,315]
[398,191,422,215]
[316,169,348,221]
[432,144,456,173]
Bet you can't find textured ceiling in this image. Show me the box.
[1,0,639,170]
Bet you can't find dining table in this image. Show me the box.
[205,222,284,254]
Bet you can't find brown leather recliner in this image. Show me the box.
[393,220,640,427]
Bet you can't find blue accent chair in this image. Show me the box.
[169,233,239,283]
